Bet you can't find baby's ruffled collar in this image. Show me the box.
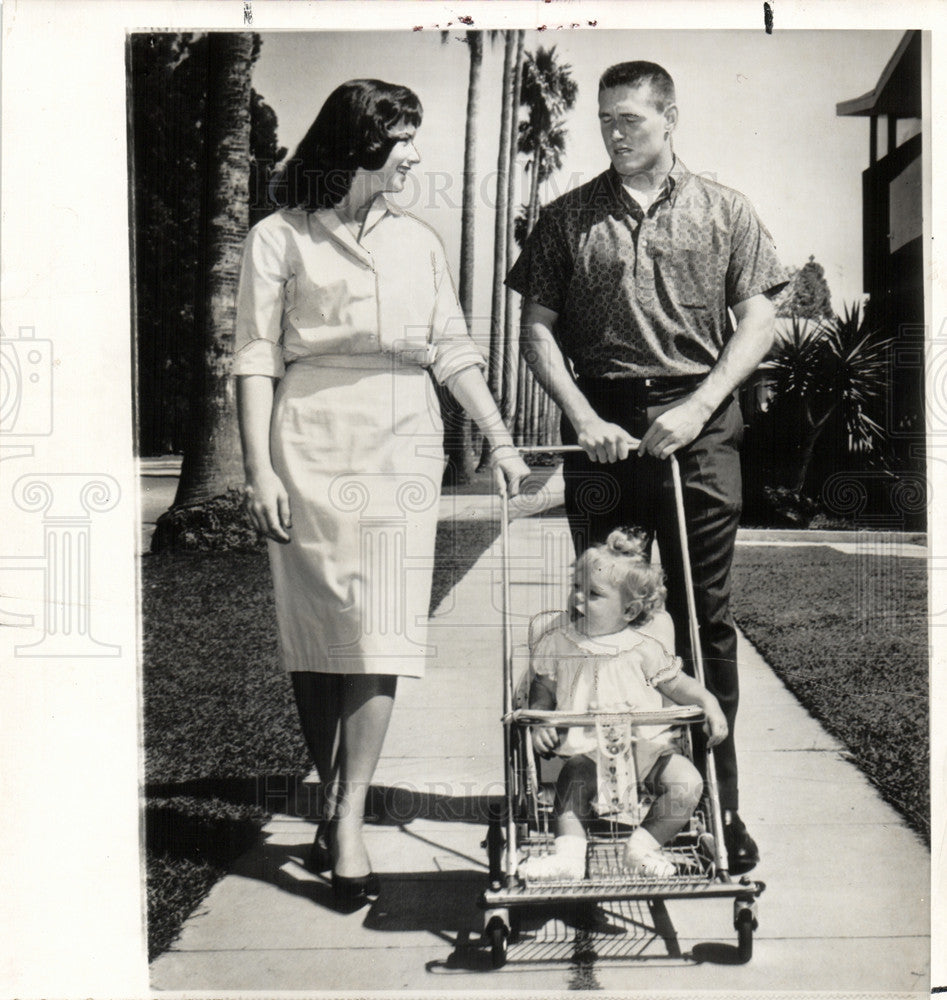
[561,622,646,655]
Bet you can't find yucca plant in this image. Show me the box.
[764,304,892,495]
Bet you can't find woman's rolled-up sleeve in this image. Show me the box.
[427,240,487,386]
[232,223,289,378]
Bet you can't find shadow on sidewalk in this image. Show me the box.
[145,776,501,826]
[148,775,749,972]
[145,774,502,922]
[146,776,502,942]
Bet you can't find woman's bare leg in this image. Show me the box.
[332,674,398,878]
[291,672,342,816]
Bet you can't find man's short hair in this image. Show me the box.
[599,62,676,111]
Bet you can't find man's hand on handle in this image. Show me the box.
[637,394,714,460]
[574,414,639,463]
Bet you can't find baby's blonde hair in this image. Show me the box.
[576,527,666,626]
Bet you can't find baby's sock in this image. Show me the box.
[518,834,587,881]
[623,826,676,878]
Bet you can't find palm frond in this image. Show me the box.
[768,301,894,457]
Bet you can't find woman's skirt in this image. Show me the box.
[268,355,445,677]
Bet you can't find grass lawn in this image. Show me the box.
[731,544,929,843]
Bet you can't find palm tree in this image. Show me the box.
[437,29,488,483]
[457,31,484,321]
[478,30,517,468]
[131,32,206,458]
[512,46,577,446]
[516,117,568,441]
[521,121,568,235]
[485,32,516,420]
[765,304,892,495]
[519,46,578,235]
[501,30,526,428]
[173,32,258,508]
[248,87,287,228]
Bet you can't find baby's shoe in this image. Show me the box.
[623,827,676,878]
[518,835,587,882]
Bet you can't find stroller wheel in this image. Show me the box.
[486,915,509,968]
[735,905,755,963]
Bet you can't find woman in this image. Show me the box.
[233,79,528,908]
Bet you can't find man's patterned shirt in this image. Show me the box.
[506,159,788,378]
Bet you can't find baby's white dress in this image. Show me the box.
[531,613,685,785]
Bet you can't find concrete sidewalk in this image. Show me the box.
[149,511,930,993]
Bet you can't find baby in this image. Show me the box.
[519,528,728,880]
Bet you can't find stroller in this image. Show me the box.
[478,446,764,968]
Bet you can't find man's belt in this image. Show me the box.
[578,373,707,389]
[576,372,711,407]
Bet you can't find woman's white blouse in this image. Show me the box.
[232,200,486,385]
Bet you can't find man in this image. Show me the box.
[506,61,787,873]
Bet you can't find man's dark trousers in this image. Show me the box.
[561,376,744,812]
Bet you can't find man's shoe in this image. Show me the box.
[723,811,759,874]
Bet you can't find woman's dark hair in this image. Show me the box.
[272,79,422,210]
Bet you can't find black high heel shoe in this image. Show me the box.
[322,820,380,908]
[330,870,381,910]
[305,817,335,875]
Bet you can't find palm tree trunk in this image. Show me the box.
[515,148,544,448]
[487,30,515,403]
[526,147,543,236]
[457,30,482,319]
[538,383,549,445]
[527,370,540,446]
[501,30,525,428]
[513,349,529,445]
[174,32,255,507]
[479,29,516,469]
[443,29,483,484]
[545,395,561,446]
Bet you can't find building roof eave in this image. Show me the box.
[836,30,921,118]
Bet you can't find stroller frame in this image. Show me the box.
[479,446,764,968]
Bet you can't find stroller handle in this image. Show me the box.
[515,445,587,454]
[491,443,646,497]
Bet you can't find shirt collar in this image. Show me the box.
[309,194,400,264]
[666,156,690,201]
[606,155,690,213]
[364,193,403,233]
